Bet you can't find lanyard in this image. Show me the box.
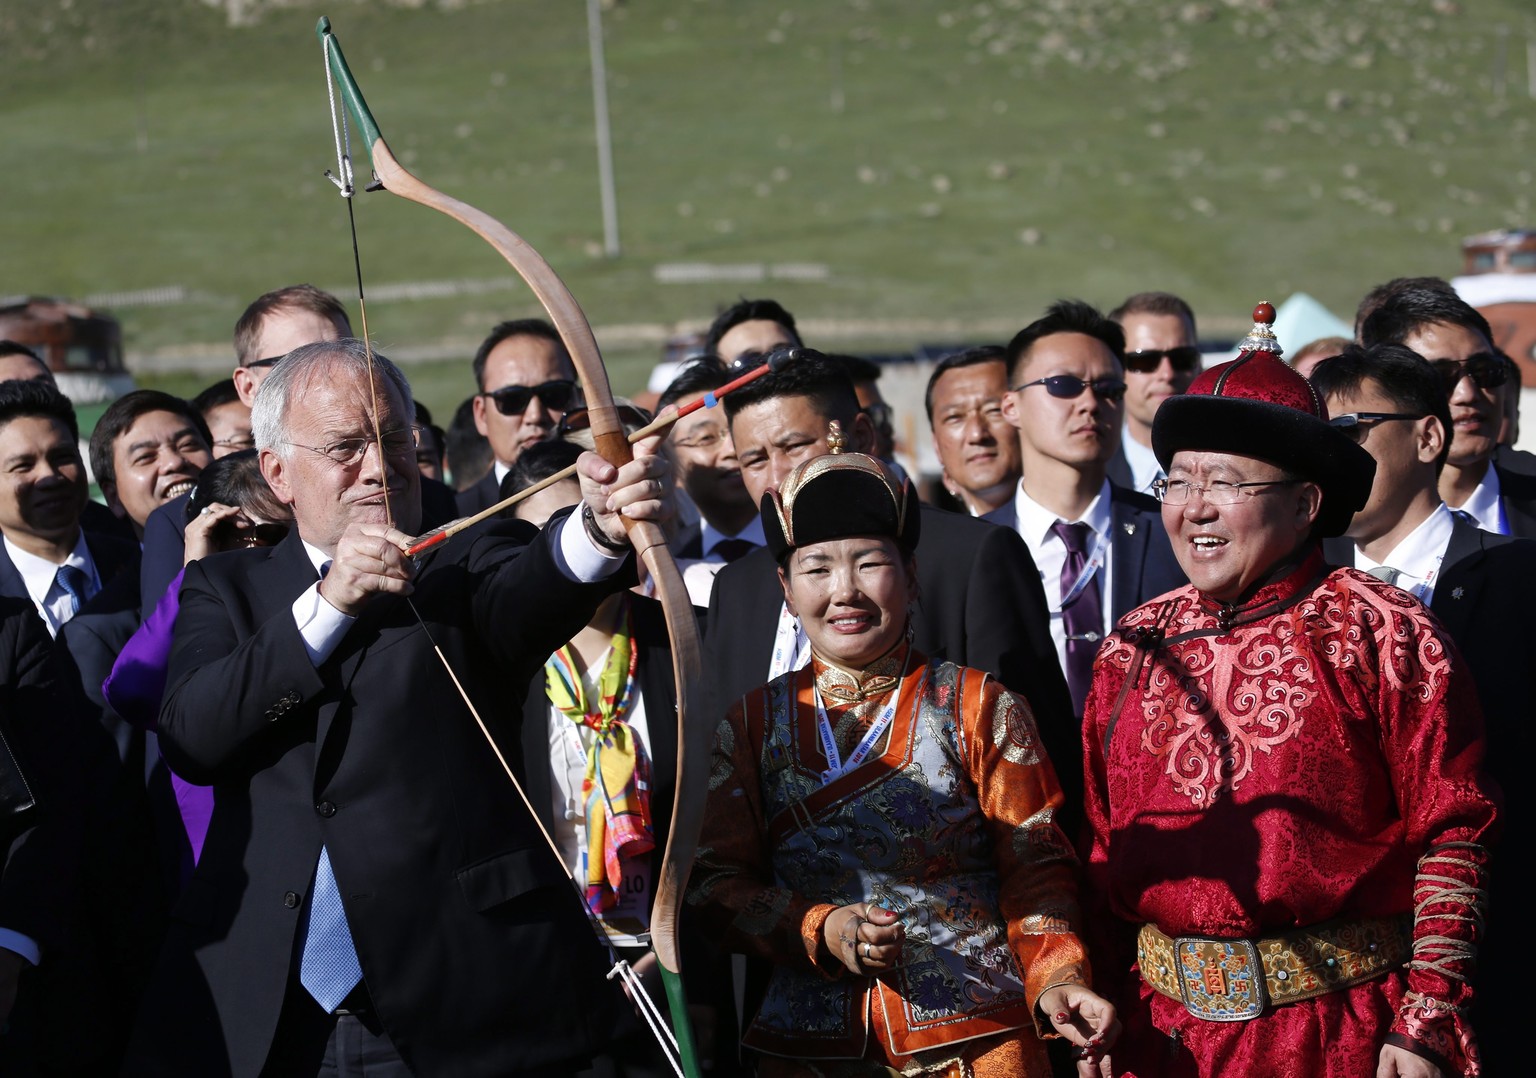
[1058,526,1110,610]
[812,651,910,785]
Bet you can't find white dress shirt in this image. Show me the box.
[3,532,99,638]
[1352,502,1457,606]
[1012,479,1116,679]
[1453,466,1508,536]
[680,518,767,606]
[1120,429,1164,495]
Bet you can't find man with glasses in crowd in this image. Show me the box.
[1313,343,1531,1071]
[1360,282,1536,536]
[460,318,582,515]
[986,300,1184,730]
[1107,291,1202,495]
[1082,308,1497,1078]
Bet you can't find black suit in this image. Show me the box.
[0,529,140,622]
[702,503,1074,794]
[126,516,626,1077]
[982,483,1187,625]
[670,520,704,560]
[1494,457,1536,537]
[456,468,503,517]
[1325,519,1533,1070]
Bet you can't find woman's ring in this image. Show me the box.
[861,942,872,959]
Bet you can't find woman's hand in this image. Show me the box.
[1376,1044,1442,1078]
[823,903,904,977]
[183,503,242,564]
[1038,983,1120,1077]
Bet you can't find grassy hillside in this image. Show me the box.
[4,0,1534,414]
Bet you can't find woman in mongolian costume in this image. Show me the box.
[687,438,1119,1077]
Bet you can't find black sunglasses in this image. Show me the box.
[1328,412,1424,443]
[1430,354,1508,393]
[234,522,291,548]
[1013,375,1127,401]
[1124,346,1201,374]
[555,404,654,438]
[244,356,284,370]
[482,379,580,416]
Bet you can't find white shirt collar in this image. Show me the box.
[1120,429,1164,495]
[1014,478,1113,546]
[1353,502,1457,594]
[700,516,766,557]
[1454,466,1507,535]
[300,539,332,577]
[4,531,98,634]
[493,460,512,487]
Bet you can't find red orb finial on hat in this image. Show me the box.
[1253,301,1275,324]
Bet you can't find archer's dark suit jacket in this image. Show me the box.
[126,516,626,1078]
[702,504,1076,798]
[456,468,502,517]
[982,483,1187,629]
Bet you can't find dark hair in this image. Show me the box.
[89,390,212,491]
[185,449,289,523]
[1309,343,1453,472]
[0,340,44,363]
[704,298,802,358]
[446,395,494,489]
[500,438,585,506]
[721,350,860,427]
[828,353,882,384]
[1108,291,1198,337]
[1353,276,1456,339]
[0,379,78,440]
[191,378,242,415]
[924,345,1006,422]
[1358,284,1491,351]
[471,319,571,391]
[1005,300,1125,383]
[657,356,731,414]
[233,284,351,367]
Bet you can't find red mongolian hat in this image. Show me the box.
[1151,302,1375,538]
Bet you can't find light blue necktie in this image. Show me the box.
[299,846,363,1012]
[54,564,92,617]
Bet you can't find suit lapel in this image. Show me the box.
[1431,519,1487,639]
[1108,490,1149,620]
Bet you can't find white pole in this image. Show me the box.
[587,0,621,258]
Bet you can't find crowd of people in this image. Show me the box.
[0,275,1526,1078]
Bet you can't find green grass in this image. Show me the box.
[6,0,1536,410]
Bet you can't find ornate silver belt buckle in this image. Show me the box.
[1173,936,1267,1022]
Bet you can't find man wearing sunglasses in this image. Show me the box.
[1313,343,1532,1072]
[461,318,582,516]
[988,301,1185,732]
[1106,292,1202,495]
[703,297,802,368]
[1360,282,1536,537]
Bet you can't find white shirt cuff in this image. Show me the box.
[291,582,356,666]
[554,510,627,584]
[0,928,40,966]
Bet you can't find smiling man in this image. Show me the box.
[1082,308,1497,1078]
[0,381,139,636]
[89,390,212,540]
[1361,282,1536,536]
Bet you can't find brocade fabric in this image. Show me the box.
[689,646,1088,1072]
[1083,549,1498,1077]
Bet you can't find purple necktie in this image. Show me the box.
[1051,521,1104,715]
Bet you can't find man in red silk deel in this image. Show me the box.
[1081,305,1499,1078]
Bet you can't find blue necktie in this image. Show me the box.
[299,846,363,1012]
[55,564,92,617]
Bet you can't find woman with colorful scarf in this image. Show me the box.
[687,446,1119,1078]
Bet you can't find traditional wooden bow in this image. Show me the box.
[317,18,707,1075]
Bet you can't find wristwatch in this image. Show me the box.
[581,502,630,554]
